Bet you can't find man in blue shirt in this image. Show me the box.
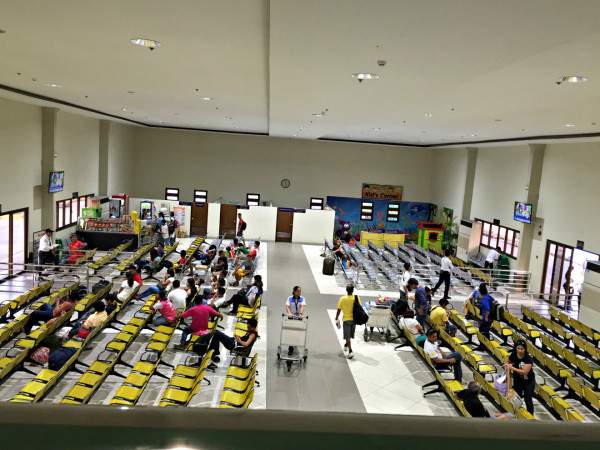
[408,278,429,328]
[479,284,493,339]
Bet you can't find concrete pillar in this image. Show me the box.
[40,107,58,230]
[98,120,110,196]
[518,144,545,271]
[461,147,478,221]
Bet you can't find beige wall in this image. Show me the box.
[429,147,468,221]
[107,122,137,194]
[0,97,43,235]
[132,128,435,208]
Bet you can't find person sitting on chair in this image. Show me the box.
[228,276,262,315]
[424,329,462,382]
[454,381,514,419]
[24,290,82,335]
[137,248,161,273]
[62,234,86,265]
[149,290,177,327]
[68,301,107,338]
[430,298,457,337]
[208,317,258,363]
[174,303,223,350]
[233,253,254,286]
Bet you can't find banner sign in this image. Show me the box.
[362,184,403,201]
[173,206,186,227]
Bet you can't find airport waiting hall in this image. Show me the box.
[1,1,600,448]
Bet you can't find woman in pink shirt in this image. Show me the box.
[149,290,177,327]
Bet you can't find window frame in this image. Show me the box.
[165,188,180,202]
[475,218,520,259]
[310,197,324,210]
[361,201,374,221]
[0,207,29,279]
[386,202,400,223]
[56,194,92,231]
[194,190,208,204]
[246,193,260,207]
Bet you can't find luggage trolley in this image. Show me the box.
[363,302,393,342]
[277,314,309,372]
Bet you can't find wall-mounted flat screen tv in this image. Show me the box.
[514,201,532,224]
[49,171,64,193]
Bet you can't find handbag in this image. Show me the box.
[78,329,91,338]
[494,370,508,397]
[352,295,369,325]
[31,347,50,365]
[505,364,524,409]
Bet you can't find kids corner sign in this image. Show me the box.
[362,184,403,201]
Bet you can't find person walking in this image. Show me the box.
[335,284,361,359]
[285,286,306,356]
[431,250,453,300]
[237,213,246,246]
[507,340,536,415]
[38,228,58,273]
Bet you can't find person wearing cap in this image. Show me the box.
[24,290,81,334]
[38,228,58,269]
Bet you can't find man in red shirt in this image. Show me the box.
[65,235,86,265]
[128,265,143,286]
[237,213,246,246]
[174,304,223,350]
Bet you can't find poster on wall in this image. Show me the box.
[362,184,403,201]
[327,196,429,244]
[173,206,186,227]
[442,207,454,226]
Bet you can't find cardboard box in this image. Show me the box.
[177,229,186,238]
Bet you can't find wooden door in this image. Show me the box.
[191,203,208,236]
[541,240,573,304]
[276,209,294,242]
[219,204,238,238]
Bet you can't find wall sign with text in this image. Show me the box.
[362,184,403,201]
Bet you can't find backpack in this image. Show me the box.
[92,279,110,295]
[168,219,176,235]
[241,221,247,231]
[48,347,77,371]
[352,295,369,325]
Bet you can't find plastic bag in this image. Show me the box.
[31,347,50,365]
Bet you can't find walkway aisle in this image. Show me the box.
[264,242,366,413]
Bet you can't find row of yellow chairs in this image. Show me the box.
[464,301,513,344]
[219,353,258,408]
[522,306,573,342]
[72,248,98,266]
[563,375,600,414]
[60,286,147,405]
[0,282,81,381]
[172,236,205,269]
[535,383,586,421]
[10,282,116,403]
[89,239,133,271]
[549,306,600,349]
[109,301,179,406]
[159,350,214,407]
[0,279,54,320]
[115,239,158,271]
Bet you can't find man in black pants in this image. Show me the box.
[431,249,453,300]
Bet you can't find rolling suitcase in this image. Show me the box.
[322,256,335,275]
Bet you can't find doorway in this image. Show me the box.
[541,240,600,308]
[219,204,238,238]
[276,209,294,242]
[190,203,208,237]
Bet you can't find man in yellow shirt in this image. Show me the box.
[429,298,456,337]
[68,302,108,338]
[335,284,361,359]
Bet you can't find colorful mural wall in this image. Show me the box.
[326,196,430,244]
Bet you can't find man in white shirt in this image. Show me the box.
[168,280,188,313]
[431,249,453,300]
[484,246,501,269]
[400,262,413,301]
[38,228,58,269]
[423,329,463,382]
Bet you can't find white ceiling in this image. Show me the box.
[1,0,599,146]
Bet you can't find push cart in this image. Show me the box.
[363,302,393,342]
[277,314,309,372]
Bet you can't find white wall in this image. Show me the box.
[207,203,221,238]
[133,127,435,208]
[238,206,277,242]
[429,147,468,221]
[292,209,335,244]
[0,97,42,240]
[107,122,137,194]
[529,142,600,291]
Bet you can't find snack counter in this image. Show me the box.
[77,218,139,251]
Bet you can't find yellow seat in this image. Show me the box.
[161,387,191,404]
[106,341,127,352]
[566,409,586,421]
[77,372,103,387]
[167,376,195,390]
[111,385,141,402]
[174,365,201,379]
[445,380,463,392]
[133,361,156,375]
[582,385,600,409]
[577,358,600,380]
[220,386,254,408]
[109,397,135,405]
[146,341,167,352]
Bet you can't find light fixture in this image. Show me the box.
[564,124,575,127]
[224,116,232,120]
[44,83,62,88]
[556,76,588,85]
[424,113,433,117]
[372,127,381,131]
[351,73,380,81]
[131,38,161,50]
[158,120,164,123]
[494,119,503,122]
[469,134,477,137]
[199,97,213,101]
[127,91,135,94]
[121,108,127,111]
[312,113,323,117]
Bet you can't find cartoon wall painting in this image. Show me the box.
[327,196,430,244]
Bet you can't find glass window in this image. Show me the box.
[497,227,507,252]
[165,188,179,201]
[247,193,260,206]
[505,229,513,255]
[513,231,520,258]
[71,199,79,223]
[12,210,25,269]
[481,222,490,246]
[310,198,323,210]
[57,202,64,229]
[490,225,499,249]
[386,203,400,222]
[0,214,8,278]
[194,190,207,204]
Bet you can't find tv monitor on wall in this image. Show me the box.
[514,201,532,224]
[49,171,64,193]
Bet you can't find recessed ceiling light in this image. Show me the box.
[424,113,433,117]
[494,119,503,122]
[312,113,323,117]
[351,73,380,80]
[127,91,135,94]
[372,127,381,131]
[131,38,161,50]
[556,76,588,84]
[564,124,575,127]
[199,97,213,101]
[469,134,477,137]
[158,120,164,123]
[224,116,232,120]
[44,83,62,88]
[121,108,127,111]
[419,139,425,143]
